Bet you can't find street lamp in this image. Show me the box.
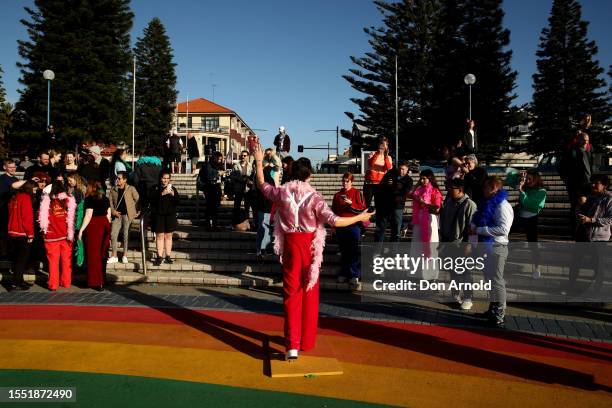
[464,73,476,121]
[43,70,55,129]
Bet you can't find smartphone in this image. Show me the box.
[340,194,348,201]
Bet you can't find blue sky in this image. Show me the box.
[0,0,610,164]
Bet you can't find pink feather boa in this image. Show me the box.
[272,180,328,291]
[39,192,77,241]
[411,183,440,243]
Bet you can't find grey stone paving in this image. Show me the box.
[0,290,611,344]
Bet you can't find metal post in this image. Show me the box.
[395,56,399,161]
[132,56,136,167]
[46,80,51,128]
[140,211,148,276]
[336,126,339,156]
[469,84,472,121]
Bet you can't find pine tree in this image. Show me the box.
[531,0,611,152]
[427,0,517,152]
[134,17,177,152]
[345,0,516,158]
[343,0,439,158]
[14,0,133,150]
[0,66,12,156]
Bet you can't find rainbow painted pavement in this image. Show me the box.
[0,291,611,407]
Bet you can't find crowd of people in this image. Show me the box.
[0,117,609,361]
[0,143,184,292]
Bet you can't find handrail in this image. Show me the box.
[139,207,150,276]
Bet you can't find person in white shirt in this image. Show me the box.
[470,176,513,327]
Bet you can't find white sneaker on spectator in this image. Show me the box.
[121,256,129,264]
[461,299,473,310]
[453,294,463,305]
[107,256,118,264]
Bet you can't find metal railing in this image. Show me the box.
[139,207,150,276]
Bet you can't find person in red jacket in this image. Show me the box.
[39,181,76,291]
[7,181,37,291]
[332,172,366,288]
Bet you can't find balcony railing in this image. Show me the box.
[178,126,230,134]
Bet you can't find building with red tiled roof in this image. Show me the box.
[174,98,254,161]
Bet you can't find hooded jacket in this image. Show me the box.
[439,193,477,243]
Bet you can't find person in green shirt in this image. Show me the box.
[516,169,547,278]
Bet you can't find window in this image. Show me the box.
[187,117,193,129]
[203,116,219,132]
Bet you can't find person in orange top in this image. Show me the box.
[364,138,393,208]
[7,181,37,290]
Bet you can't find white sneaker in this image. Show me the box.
[121,256,129,264]
[453,294,463,305]
[461,299,473,311]
[286,349,298,360]
[532,269,541,279]
[107,256,118,264]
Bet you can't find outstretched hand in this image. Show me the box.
[252,144,264,162]
[361,208,375,221]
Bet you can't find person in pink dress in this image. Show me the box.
[253,146,373,360]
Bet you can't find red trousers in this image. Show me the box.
[45,240,72,290]
[85,216,110,287]
[282,232,319,351]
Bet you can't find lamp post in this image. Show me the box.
[43,70,55,128]
[464,73,476,121]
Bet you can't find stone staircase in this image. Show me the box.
[1,170,578,290]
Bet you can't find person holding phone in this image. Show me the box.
[149,171,180,265]
[363,137,393,208]
[332,172,366,287]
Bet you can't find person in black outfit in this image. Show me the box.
[149,171,180,265]
[198,152,227,231]
[78,146,110,189]
[187,134,200,174]
[0,159,19,260]
[24,151,58,181]
[462,154,488,205]
[374,161,413,242]
[273,126,291,159]
[166,131,184,174]
[132,147,163,211]
[561,131,594,236]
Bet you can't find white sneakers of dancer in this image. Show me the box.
[286,349,299,360]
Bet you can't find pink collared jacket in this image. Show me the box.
[261,180,338,290]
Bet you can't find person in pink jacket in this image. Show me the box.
[253,145,373,360]
[39,181,76,291]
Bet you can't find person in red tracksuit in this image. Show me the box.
[7,181,37,291]
[39,181,76,291]
[253,146,373,360]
